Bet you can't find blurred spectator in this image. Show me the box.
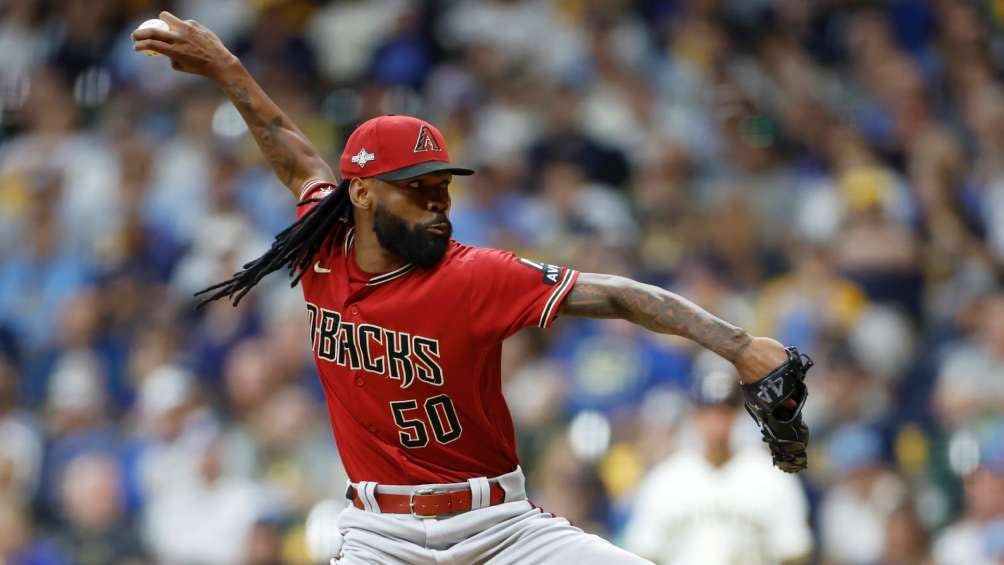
[450,161,551,248]
[54,454,148,565]
[984,518,1004,565]
[370,4,432,88]
[548,317,692,413]
[37,352,122,518]
[530,433,611,536]
[623,359,812,564]
[0,496,69,565]
[755,246,867,352]
[143,437,272,565]
[0,68,120,256]
[440,0,583,77]
[933,423,1004,565]
[882,504,933,565]
[144,89,216,244]
[220,380,345,515]
[0,170,90,353]
[819,425,905,564]
[0,353,41,502]
[244,518,285,565]
[0,0,50,82]
[934,294,1004,430]
[536,160,638,248]
[307,0,408,82]
[528,85,630,188]
[133,364,218,496]
[631,387,690,472]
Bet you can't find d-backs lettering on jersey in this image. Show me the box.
[296,180,579,485]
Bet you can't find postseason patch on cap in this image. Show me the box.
[351,148,375,168]
[339,115,473,180]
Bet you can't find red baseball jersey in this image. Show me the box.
[296,180,580,485]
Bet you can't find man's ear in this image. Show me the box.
[349,178,372,210]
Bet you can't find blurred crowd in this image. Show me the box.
[1,0,1003,563]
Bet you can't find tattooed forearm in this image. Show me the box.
[225,81,251,106]
[215,63,333,197]
[260,115,296,186]
[560,273,752,361]
[222,81,298,187]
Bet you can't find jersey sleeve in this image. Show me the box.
[466,248,579,342]
[295,178,339,220]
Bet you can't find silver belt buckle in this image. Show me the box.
[409,487,444,518]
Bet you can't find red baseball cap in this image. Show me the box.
[339,115,475,181]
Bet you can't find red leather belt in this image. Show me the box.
[347,483,507,517]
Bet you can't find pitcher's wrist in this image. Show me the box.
[210,53,243,82]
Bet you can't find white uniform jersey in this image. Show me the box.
[623,447,812,565]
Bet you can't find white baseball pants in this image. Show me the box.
[332,467,652,564]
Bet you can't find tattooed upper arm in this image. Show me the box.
[559,273,632,319]
[559,272,752,361]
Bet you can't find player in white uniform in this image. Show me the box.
[624,365,813,565]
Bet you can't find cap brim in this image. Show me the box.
[375,161,475,181]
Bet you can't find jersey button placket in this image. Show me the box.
[348,304,363,386]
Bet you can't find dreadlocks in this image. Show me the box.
[195,179,353,307]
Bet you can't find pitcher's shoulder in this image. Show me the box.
[442,242,517,265]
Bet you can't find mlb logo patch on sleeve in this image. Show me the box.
[518,258,561,285]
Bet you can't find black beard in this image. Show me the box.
[373,205,451,268]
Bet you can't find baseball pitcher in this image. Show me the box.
[134,13,813,564]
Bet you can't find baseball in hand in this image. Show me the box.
[135,18,170,56]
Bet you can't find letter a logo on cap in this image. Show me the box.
[413,125,441,153]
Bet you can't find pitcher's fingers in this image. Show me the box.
[132,27,182,42]
[159,11,188,27]
[133,39,179,57]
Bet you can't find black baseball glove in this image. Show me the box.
[741,346,813,473]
